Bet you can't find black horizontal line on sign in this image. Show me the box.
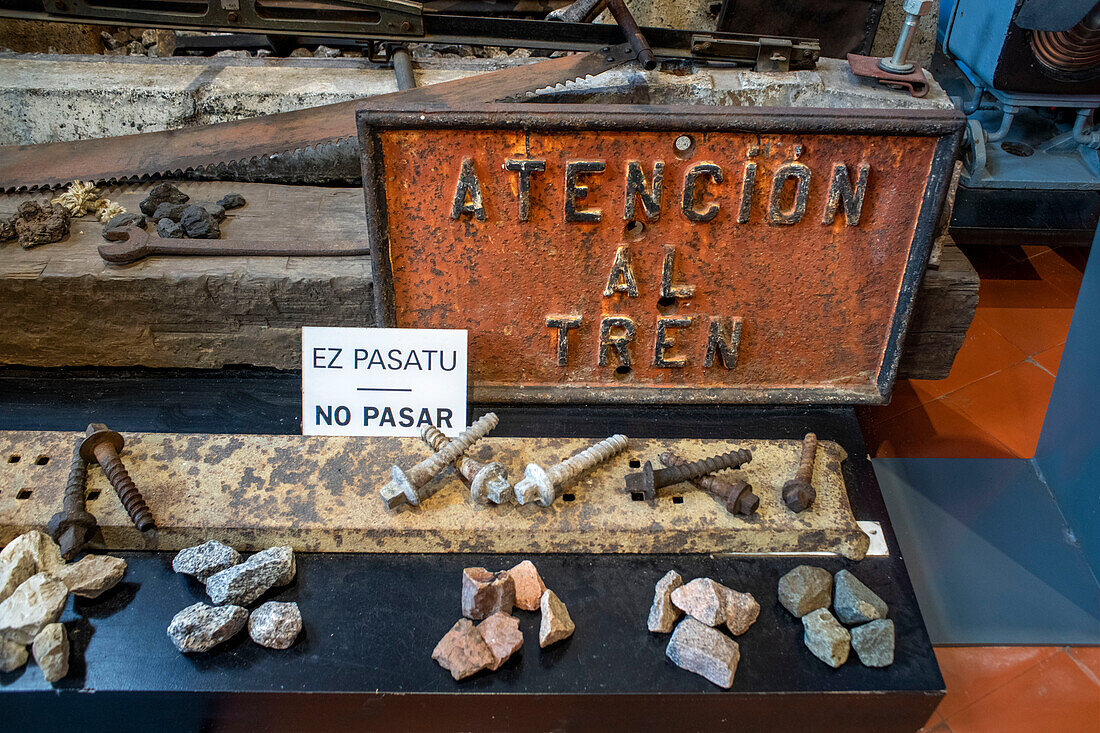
[356,387,414,392]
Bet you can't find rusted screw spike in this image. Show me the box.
[380,412,499,509]
[420,425,513,505]
[782,433,819,513]
[47,438,99,560]
[626,448,752,502]
[658,449,758,516]
[515,434,628,507]
[79,422,156,532]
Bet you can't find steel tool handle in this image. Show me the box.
[98,226,369,264]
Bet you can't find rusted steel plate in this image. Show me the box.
[359,105,963,403]
[0,431,869,559]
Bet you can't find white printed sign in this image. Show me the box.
[301,326,467,437]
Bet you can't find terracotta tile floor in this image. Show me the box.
[858,244,1098,732]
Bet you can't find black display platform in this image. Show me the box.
[0,368,943,732]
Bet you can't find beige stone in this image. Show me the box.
[461,567,515,620]
[31,622,68,683]
[0,531,64,576]
[431,618,494,680]
[0,639,27,672]
[647,570,684,633]
[723,589,760,636]
[0,547,35,603]
[538,590,575,648]
[507,560,546,611]
[670,578,728,627]
[51,554,126,599]
[0,573,68,645]
[476,612,523,671]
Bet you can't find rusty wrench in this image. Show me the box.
[98,225,369,265]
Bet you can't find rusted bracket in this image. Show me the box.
[98,226,370,265]
[847,53,929,98]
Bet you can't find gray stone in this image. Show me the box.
[431,618,494,680]
[851,619,895,668]
[0,218,15,242]
[50,554,126,598]
[172,540,241,582]
[205,546,294,606]
[314,45,341,58]
[167,602,248,653]
[139,182,188,216]
[102,212,145,239]
[157,218,184,238]
[833,569,888,625]
[0,573,68,645]
[647,569,684,633]
[723,588,760,636]
[192,201,226,222]
[179,204,220,239]
[461,567,515,620]
[666,616,740,689]
[539,589,575,648]
[778,565,833,618]
[152,201,188,222]
[0,639,27,672]
[31,622,68,683]
[217,193,247,210]
[248,601,301,649]
[802,608,851,668]
[476,612,523,670]
[671,577,728,627]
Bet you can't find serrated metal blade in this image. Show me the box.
[0,45,636,192]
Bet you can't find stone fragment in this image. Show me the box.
[802,608,850,668]
[0,546,36,604]
[0,573,68,645]
[289,47,312,57]
[152,201,189,222]
[102,212,145,239]
[0,639,28,672]
[141,29,157,47]
[192,201,227,222]
[665,617,740,688]
[248,601,302,649]
[0,218,15,241]
[100,30,119,50]
[833,569,888,625]
[671,577,728,627]
[507,560,546,611]
[314,45,341,58]
[647,569,683,633]
[126,40,147,56]
[12,201,70,248]
[180,204,220,239]
[851,619,895,667]
[1,531,65,578]
[139,182,189,216]
[538,589,575,648]
[50,554,126,598]
[431,618,494,680]
[461,567,515,620]
[31,622,68,683]
[778,565,833,618]
[723,589,760,636]
[173,540,242,581]
[168,602,248,653]
[476,612,523,670]
[155,29,177,57]
[157,218,184,238]
[218,193,247,210]
[205,546,294,606]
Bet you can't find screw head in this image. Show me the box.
[471,461,511,505]
[381,466,418,509]
[624,461,656,501]
[79,423,124,464]
[674,135,693,152]
[782,478,815,512]
[515,463,554,506]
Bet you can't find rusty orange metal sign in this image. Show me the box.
[359,105,962,404]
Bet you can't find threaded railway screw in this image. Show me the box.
[420,424,513,505]
[79,423,156,532]
[658,449,758,516]
[782,433,819,512]
[626,448,752,503]
[515,434,628,507]
[47,438,99,559]
[380,412,499,509]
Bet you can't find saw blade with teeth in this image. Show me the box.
[0,44,637,192]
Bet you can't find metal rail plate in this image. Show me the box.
[359,104,963,404]
[0,432,869,559]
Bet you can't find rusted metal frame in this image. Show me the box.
[356,104,963,405]
[874,128,964,403]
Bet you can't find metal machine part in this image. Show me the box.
[420,425,513,504]
[878,0,933,74]
[846,0,932,98]
[79,423,155,533]
[715,0,886,59]
[513,434,627,507]
[625,449,752,503]
[98,226,370,265]
[658,449,759,515]
[781,433,818,512]
[46,439,98,559]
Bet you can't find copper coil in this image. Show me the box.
[1031,22,1100,72]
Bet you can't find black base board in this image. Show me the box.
[0,368,943,732]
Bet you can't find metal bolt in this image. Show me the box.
[79,423,155,532]
[47,438,99,559]
[674,135,693,152]
[878,0,932,75]
[626,448,752,502]
[658,449,758,515]
[380,412,499,509]
[782,433,819,512]
[515,434,628,507]
[420,425,513,505]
